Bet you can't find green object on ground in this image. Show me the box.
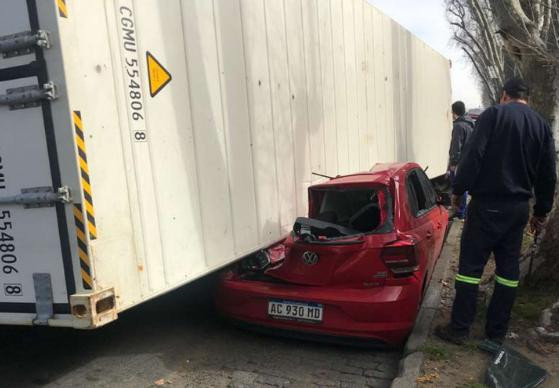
[479,340,547,388]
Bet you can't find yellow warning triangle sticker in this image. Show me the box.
[146,51,172,97]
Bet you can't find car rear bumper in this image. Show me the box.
[215,273,422,347]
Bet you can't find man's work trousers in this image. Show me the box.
[451,198,529,339]
[450,170,468,218]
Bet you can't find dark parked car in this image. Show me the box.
[467,108,484,123]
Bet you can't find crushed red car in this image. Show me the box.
[215,162,449,347]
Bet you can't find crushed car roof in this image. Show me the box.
[310,162,419,188]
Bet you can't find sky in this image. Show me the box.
[368,0,483,109]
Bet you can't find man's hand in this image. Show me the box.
[529,216,547,236]
[451,194,461,212]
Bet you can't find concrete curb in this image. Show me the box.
[390,222,460,388]
[391,352,424,388]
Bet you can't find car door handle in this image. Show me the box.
[436,222,442,230]
[426,231,433,239]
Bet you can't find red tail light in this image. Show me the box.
[381,239,418,276]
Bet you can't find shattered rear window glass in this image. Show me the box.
[312,188,386,233]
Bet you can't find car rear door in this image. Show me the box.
[405,169,437,278]
[417,170,447,261]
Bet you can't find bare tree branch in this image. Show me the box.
[447,0,507,101]
[462,47,500,103]
[469,0,505,79]
[447,0,559,125]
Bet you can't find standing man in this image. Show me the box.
[436,79,557,345]
[448,101,475,219]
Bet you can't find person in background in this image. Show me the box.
[448,101,475,219]
[436,79,557,345]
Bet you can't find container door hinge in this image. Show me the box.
[0,30,50,58]
[0,186,72,208]
[0,81,57,110]
[33,273,54,325]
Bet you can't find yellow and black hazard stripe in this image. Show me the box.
[73,111,97,240]
[57,0,68,18]
[73,204,92,289]
[72,111,97,290]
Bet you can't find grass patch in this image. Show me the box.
[513,279,559,322]
[422,342,451,361]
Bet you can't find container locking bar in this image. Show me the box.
[0,82,57,110]
[0,30,50,58]
[0,186,71,208]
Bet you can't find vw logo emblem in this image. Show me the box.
[302,251,319,266]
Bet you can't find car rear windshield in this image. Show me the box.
[309,186,393,234]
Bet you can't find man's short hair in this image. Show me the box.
[503,78,530,100]
[452,101,466,116]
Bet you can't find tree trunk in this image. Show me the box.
[522,59,559,128]
[533,189,559,282]
[526,61,559,282]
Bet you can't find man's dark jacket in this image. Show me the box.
[453,102,557,217]
[449,115,475,166]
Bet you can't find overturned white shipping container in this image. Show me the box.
[0,0,452,328]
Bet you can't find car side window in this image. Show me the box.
[416,169,437,209]
[407,169,435,217]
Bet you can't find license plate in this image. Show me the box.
[267,299,323,322]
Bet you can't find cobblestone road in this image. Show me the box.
[0,275,400,388]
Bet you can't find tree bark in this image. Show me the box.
[522,59,559,127]
[533,188,559,282]
[532,68,559,282]
[523,60,559,282]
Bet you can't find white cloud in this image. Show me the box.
[367,0,483,109]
